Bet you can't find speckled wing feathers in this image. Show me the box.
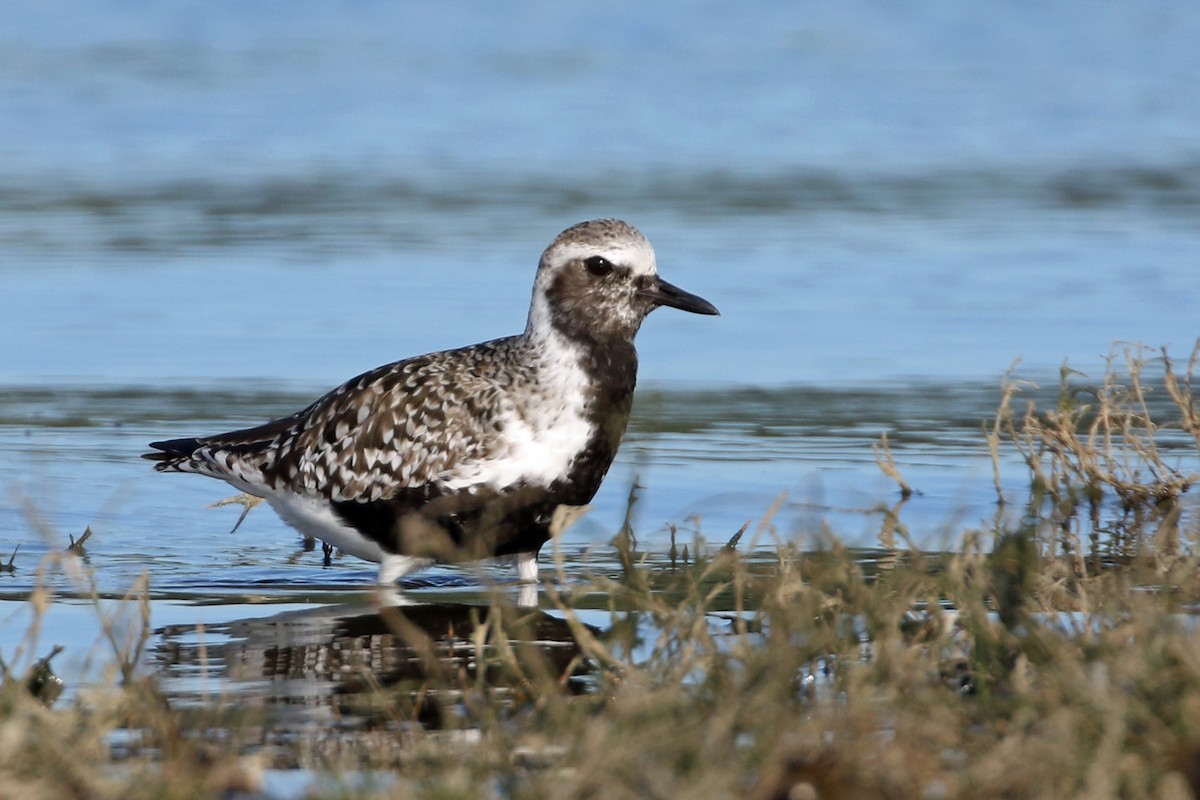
[149,336,529,504]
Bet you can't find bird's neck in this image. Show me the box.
[525,314,638,404]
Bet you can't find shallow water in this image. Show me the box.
[0,379,977,719]
[1,379,1089,599]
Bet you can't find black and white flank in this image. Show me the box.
[144,219,719,584]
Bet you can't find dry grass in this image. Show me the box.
[989,343,1200,597]
[5,343,1200,799]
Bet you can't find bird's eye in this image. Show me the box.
[584,256,614,277]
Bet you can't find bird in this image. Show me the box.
[144,219,719,585]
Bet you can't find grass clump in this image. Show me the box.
[987,343,1200,610]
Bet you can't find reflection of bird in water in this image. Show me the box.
[154,601,596,728]
[145,220,717,584]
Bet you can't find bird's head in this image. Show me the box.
[527,219,718,345]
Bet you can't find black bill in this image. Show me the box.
[641,276,720,316]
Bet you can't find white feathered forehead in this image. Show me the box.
[539,219,658,277]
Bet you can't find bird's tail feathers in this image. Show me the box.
[142,437,272,488]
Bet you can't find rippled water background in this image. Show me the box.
[3,1,1200,711]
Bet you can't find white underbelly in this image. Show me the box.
[266,492,385,563]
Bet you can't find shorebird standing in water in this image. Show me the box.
[145,219,719,584]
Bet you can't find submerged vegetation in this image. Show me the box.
[5,343,1200,798]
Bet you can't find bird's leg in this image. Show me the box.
[373,584,418,608]
[377,554,434,585]
[515,551,539,583]
[208,493,264,534]
[515,581,537,608]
